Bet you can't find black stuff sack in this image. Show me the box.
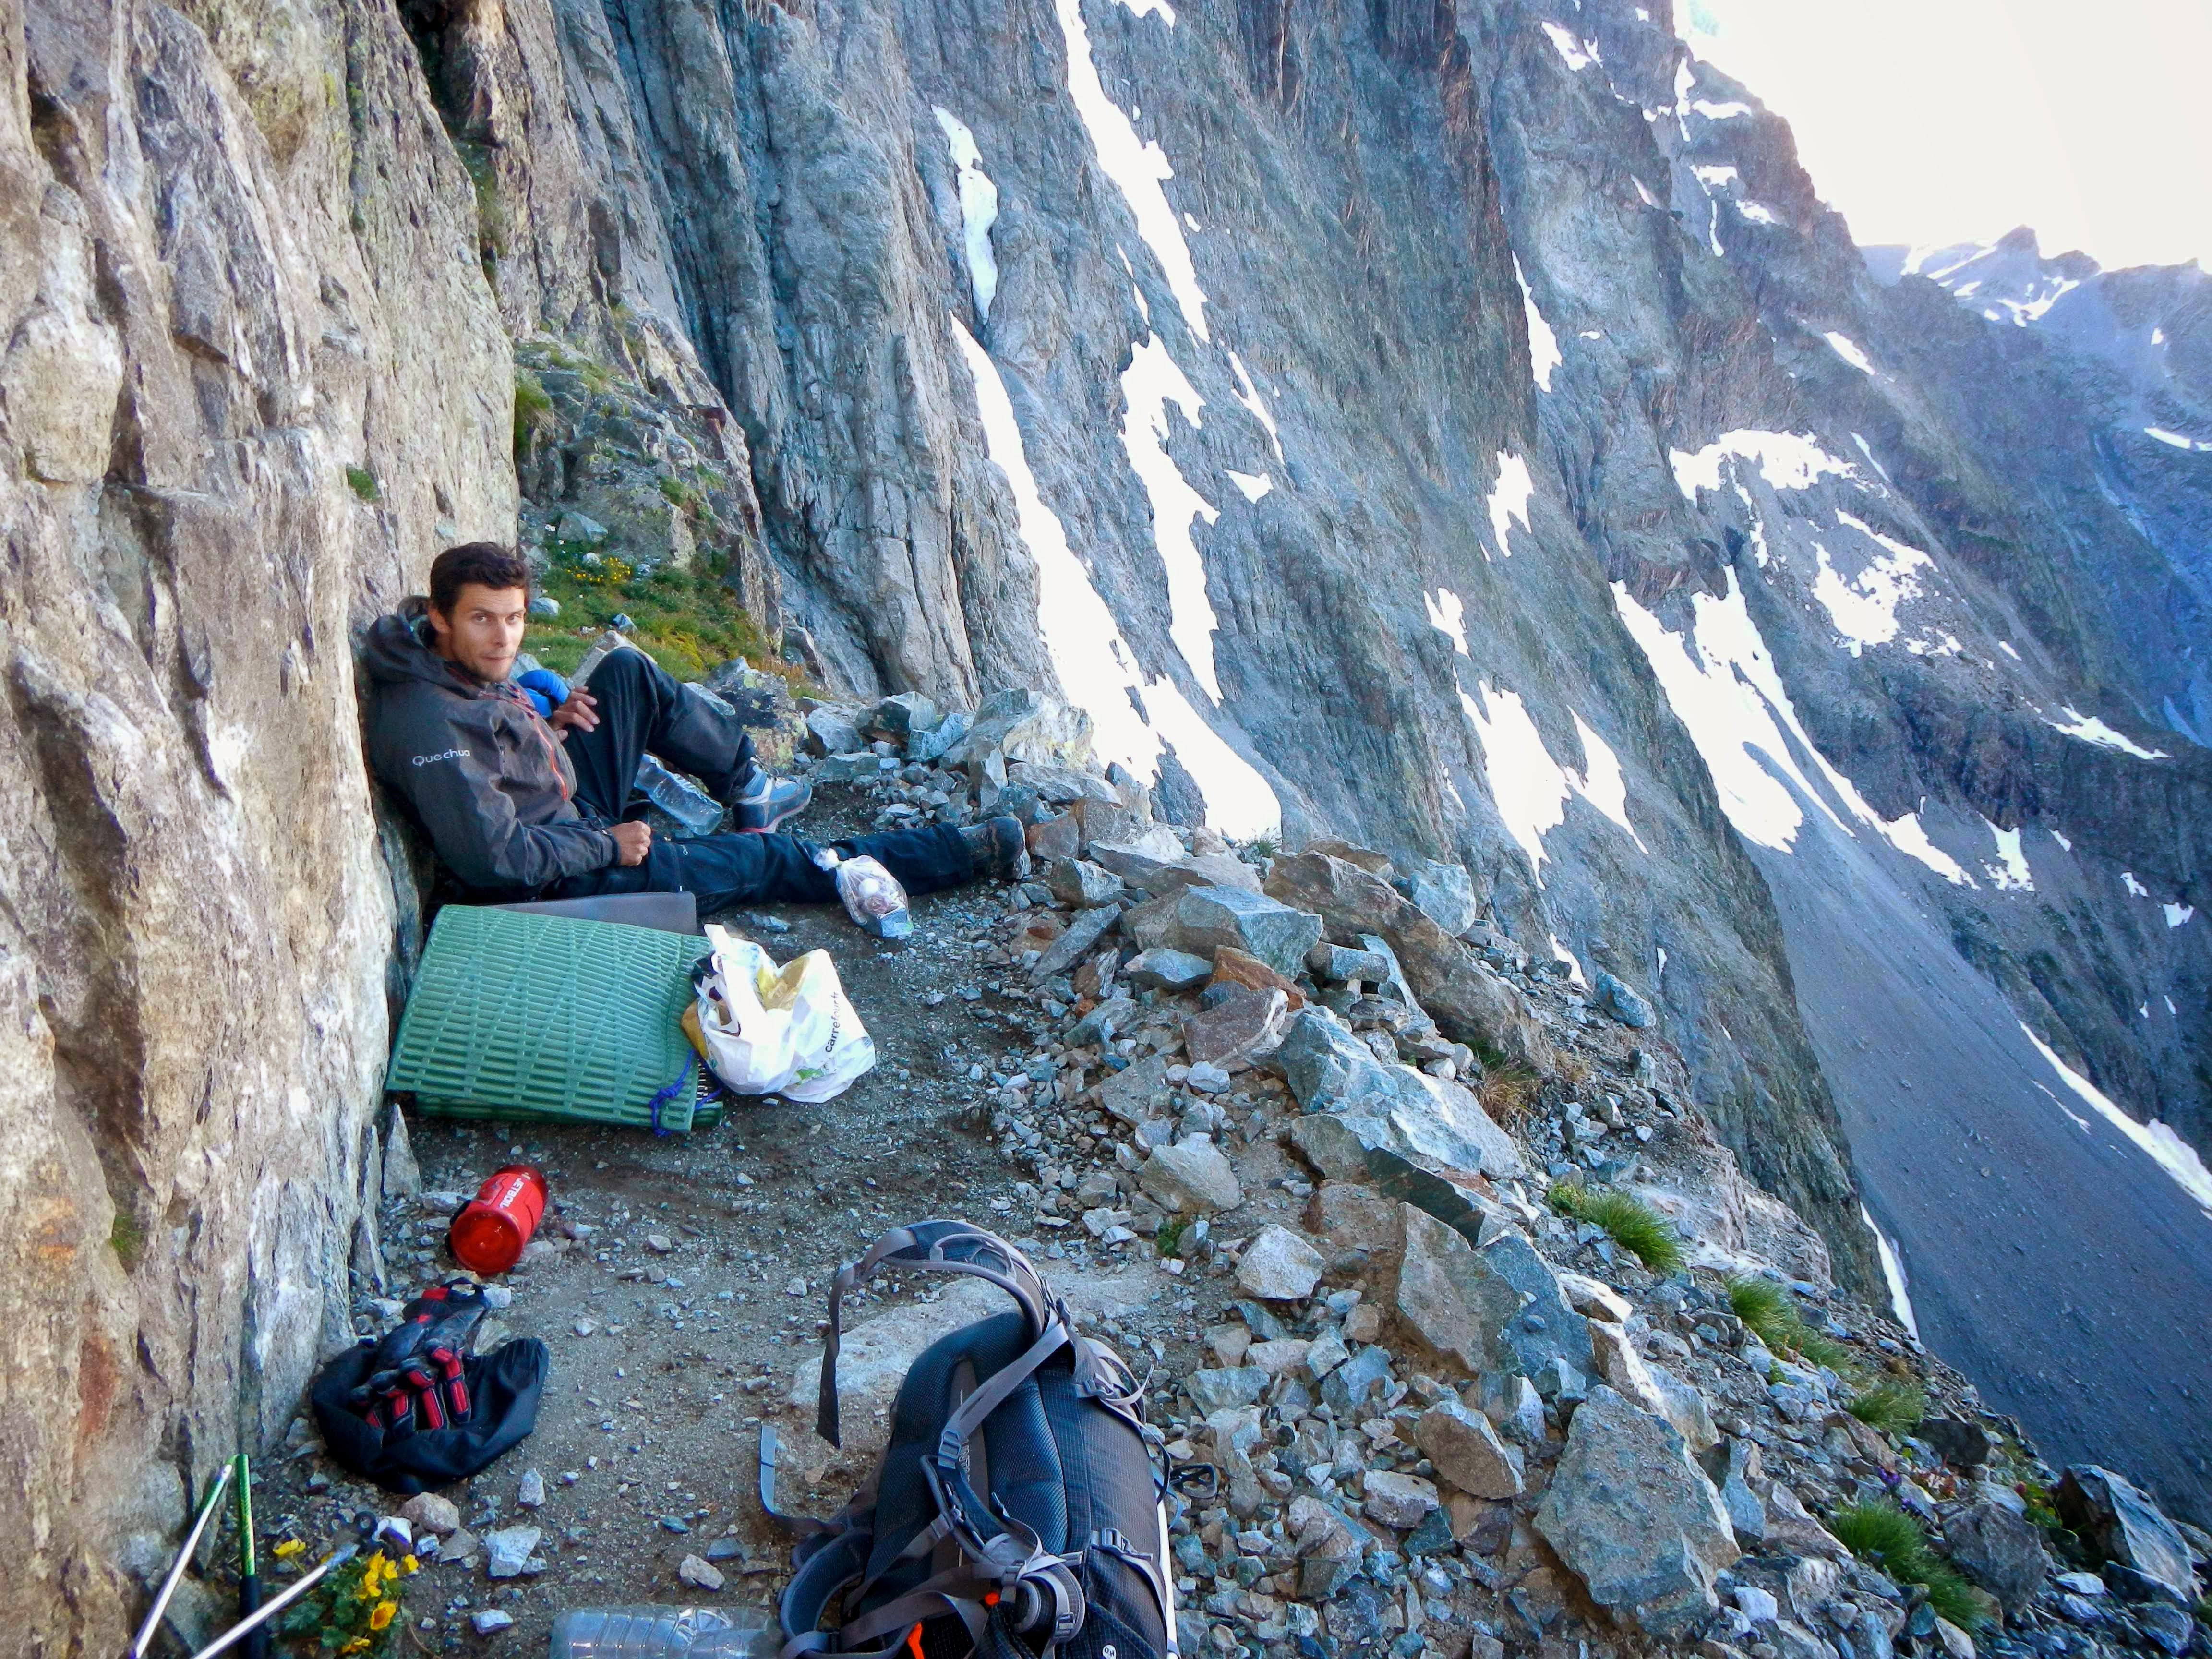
[767,1221,1180,1659]
[311,1279,550,1495]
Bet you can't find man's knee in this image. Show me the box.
[589,645,663,699]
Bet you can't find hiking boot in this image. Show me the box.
[731,770,813,833]
[960,815,1031,881]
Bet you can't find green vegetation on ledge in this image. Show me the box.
[1547,1180,1685,1274]
[1827,1499,1986,1630]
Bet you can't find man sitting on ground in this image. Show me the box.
[363,542,1027,912]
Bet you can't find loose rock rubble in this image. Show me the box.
[238,693,2206,1659]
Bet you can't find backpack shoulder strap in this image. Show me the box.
[816,1221,1069,1446]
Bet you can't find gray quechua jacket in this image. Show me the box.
[361,599,616,891]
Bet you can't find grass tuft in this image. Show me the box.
[1549,1181,1685,1274]
[513,368,553,460]
[1846,1378,1926,1436]
[110,1208,144,1271]
[1828,1500,1985,1629]
[344,464,379,503]
[1477,1067,1541,1127]
[1727,1274,1854,1371]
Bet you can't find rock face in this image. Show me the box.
[2058,1466,2195,1598]
[0,2,510,1644]
[1535,1386,1742,1636]
[1946,1503,2055,1616]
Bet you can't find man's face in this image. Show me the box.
[427,583,529,683]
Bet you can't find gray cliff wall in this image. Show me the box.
[0,0,509,1642]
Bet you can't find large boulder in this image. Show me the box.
[1413,1398,1525,1499]
[1535,1385,1741,1636]
[1479,1231,1593,1380]
[1182,986,1291,1071]
[1273,1010,1525,1178]
[1139,1138,1244,1215]
[1236,1226,1326,1301]
[1389,1205,1523,1375]
[1123,886,1322,978]
[1946,1503,2053,1616]
[1406,860,1481,936]
[1590,971,1656,1029]
[2057,1467,2193,1599]
[1265,853,1543,1063]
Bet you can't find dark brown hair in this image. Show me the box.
[429,542,530,616]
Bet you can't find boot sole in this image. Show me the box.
[737,780,813,834]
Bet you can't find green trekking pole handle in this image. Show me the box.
[234,1454,270,1659]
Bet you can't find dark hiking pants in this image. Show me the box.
[538,647,977,912]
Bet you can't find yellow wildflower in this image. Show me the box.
[401,1555,420,1575]
[339,1641,370,1655]
[369,1601,397,1632]
[272,1539,306,1561]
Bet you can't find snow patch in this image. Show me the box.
[1461,681,1571,882]
[1056,0,1209,340]
[1735,200,1781,226]
[2019,1023,2212,1217]
[2165,903,2194,928]
[2146,427,2207,451]
[1611,574,1882,852]
[1823,332,1874,375]
[1691,164,1739,191]
[1514,257,1561,392]
[1570,713,1648,851]
[1808,513,1934,655]
[1980,819,2033,892]
[1225,469,1272,503]
[1671,430,1855,498]
[1549,935,1588,987]
[954,318,1278,836]
[1850,432,1893,483]
[1424,588,1468,656]
[1540,22,1597,70]
[1634,176,1664,209]
[1488,452,1534,557]
[1691,98,1754,120]
[1998,640,2020,660]
[1119,334,1223,700]
[931,108,1002,320]
[1880,811,1975,887]
[1454,685,1647,874]
[2051,827,2073,852]
[1860,1206,1920,1339]
[2045,706,2169,759]
[1226,351,1284,462]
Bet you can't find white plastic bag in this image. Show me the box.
[692,924,876,1103]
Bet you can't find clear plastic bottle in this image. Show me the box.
[636,754,727,836]
[548,1607,778,1659]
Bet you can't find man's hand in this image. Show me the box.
[610,821,653,866]
[549,687,600,734]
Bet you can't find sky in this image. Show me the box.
[1681,0,2212,273]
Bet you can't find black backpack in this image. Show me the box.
[765,1222,1179,1659]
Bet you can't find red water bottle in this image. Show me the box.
[448,1165,549,1274]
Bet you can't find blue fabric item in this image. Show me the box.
[516,667,571,719]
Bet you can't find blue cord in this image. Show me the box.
[646,1054,697,1135]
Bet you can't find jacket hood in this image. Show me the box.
[363,597,492,695]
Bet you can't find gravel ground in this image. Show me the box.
[252,785,1296,1654]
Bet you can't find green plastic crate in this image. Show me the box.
[388,906,714,1131]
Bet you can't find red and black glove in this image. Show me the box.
[349,1280,490,1437]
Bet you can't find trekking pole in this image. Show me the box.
[128,1458,234,1659]
[234,1454,271,1659]
[185,1557,337,1659]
